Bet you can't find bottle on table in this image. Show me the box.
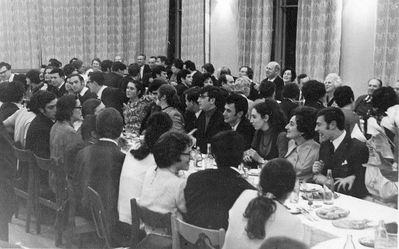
[343,234,355,249]
[290,178,300,204]
[323,169,334,205]
[192,146,202,168]
[203,143,213,169]
[374,220,389,249]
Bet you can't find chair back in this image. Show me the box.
[171,213,225,249]
[86,186,113,249]
[130,198,172,234]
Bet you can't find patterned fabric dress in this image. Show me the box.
[123,96,153,135]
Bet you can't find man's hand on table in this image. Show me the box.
[334,175,355,192]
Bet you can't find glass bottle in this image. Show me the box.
[323,169,334,205]
[374,220,388,249]
[343,234,355,249]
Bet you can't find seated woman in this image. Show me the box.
[282,67,296,85]
[118,112,173,224]
[156,84,185,132]
[82,98,105,118]
[222,159,304,249]
[0,81,25,122]
[285,106,319,181]
[123,80,153,135]
[244,99,288,165]
[138,131,192,217]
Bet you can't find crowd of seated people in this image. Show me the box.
[0,54,397,248]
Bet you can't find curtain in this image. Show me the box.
[0,0,41,68]
[181,0,205,68]
[143,0,169,57]
[238,0,273,83]
[296,0,342,81]
[373,0,399,86]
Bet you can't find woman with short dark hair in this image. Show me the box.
[156,84,185,132]
[284,106,320,181]
[222,159,304,249]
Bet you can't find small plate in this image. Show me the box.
[332,219,371,230]
[300,183,323,192]
[315,206,350,220]
[358,237,374,248]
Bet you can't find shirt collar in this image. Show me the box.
[8,74,14,82]
[230,166,241,174]
[97,85,108,99]
[332,130,346,151]
[231,119,241,131]
[79,87,88,96]
[99,138,118,146]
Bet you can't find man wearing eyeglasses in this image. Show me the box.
[0,61,26,85]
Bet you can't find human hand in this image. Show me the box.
[243,149,256,162]
[312,160,324,174]
[313,174,328,184]
[334,175,355,192]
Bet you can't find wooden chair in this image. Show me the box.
[12,145,36,234]
[171,214,225,249]
[34,155,68,246]
[130,198,172,249]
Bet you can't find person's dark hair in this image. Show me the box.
[92,58,101,65]
[253,99,287,132]
[301,80,326,102]
[291,106,317,140]
[148,78,167,93]
[26,69,41,84]
[152,65,166,77]
[202,73,214,85]
[172,59,184,70]
[333,86,354,108]
[199,85,220,102]
[260,237,309,249]
[371,86,398,113]
[297,73,308,83]
[111,61,127,72]
[82,98,102,117]
[26,90,40,113]
[2,82,25,103]
[219,66,231,76]
[128,63,141,77]
[101,60,113,72]
[239,66,254,80]
[137,53,146,59]
[158,84,180,108]
[131,112,173,160]
[68,73,84,83]
[184,60,196,71]
[259,80,276,99]
[89,71,105,85]
[368,78,383,88]
[157,55,167,64]
[48,58,62,68]
[63,64,75,76]
[211,130,244,168]
[244,158,296,239]
[81,114,97,141]
[202,63,215,74]
[96,107,123,139]
[69,57,79,64]
[177,69,191,81]
[183,86,201,104]
[127,80,144,98]
[218,74,228,86]
[153,131,192,168]
[281,67,297,82]
[282,83,300,100]
[30,90,56,114]
[225,93,248,116]
[49,68,65,77]
[55,95,77,121]
[0,62,11,70]
[316,107,345,131]
[71,60,83,71]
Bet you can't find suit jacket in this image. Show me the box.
[279,98,298,119]
[101,87,125,115]
[235,117,255,150]
[12,74,26,85]
[184,168,255,230]
[25,113,54,158]
[184,110,198,133]
[192,71,203,87]
[140,64,152,87]
[78,89,97,105]
[354,94,372,118]
[73,140,126,244]
[195,109,230,153]
[272,76,284,101]
[319,135,369,198]
[48,82,67,98]
[104,72,124,89]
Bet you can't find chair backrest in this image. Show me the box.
[13,145,34,164]
[171,213,225,249]
[86,186,113,249]
[13,145,35,187]
[130,198,172,235]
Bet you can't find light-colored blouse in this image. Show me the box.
[285,139,320,181]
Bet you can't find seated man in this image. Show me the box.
[73,107,129,246]
[223,93,254,150]
[69,74,97,105]
[354,78,382,118]
[195,86,230,153]
[183,87,201,133]
[313,107,369,198]
[184,130,255,230]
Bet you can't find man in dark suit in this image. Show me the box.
[313,107,369,198]
[184,60,203,87]
[49,68,68,97]
[0,61,26,86]
[183,86,201,133]
[279,83,300,119]
[264,61,284,101]
[223,93,254,150]
[87,71,125,115]
[73,108,129,247]
[69,74,97,105]
[184,130,255,230]
[354,78,382,118]
[195,86,230,153]
[104,61,126,89]
[136,54,152,87]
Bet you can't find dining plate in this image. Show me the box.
[315,206,349,220]
[301,191,339,200]
[358,237,374,248]
[300,183,323,192]
[332,219,371,230]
